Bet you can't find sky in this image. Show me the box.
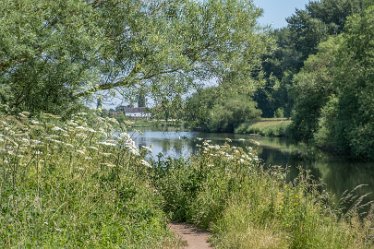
[253,0,310,28]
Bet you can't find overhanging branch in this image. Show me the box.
[74,66,185,98]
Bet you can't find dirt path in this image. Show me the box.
[169,223,213,249]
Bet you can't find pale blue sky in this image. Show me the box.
[253,0,310,28]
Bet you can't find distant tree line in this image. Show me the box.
[183,0,373,160]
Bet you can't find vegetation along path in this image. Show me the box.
[169,223,213,249]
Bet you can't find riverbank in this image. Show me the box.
[235,118,292,137]
[126,118,190,131]
[153,141,374,249]
[2,114,373,248]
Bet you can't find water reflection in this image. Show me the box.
[131,130,374,200]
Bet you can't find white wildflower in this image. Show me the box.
[120,132,130,140]
[141,145,152,152]
[7,150,15,156]
[128,147,140,156]
[30,120,40,125]
[100,162,115,168]
[51,126,66,132]
[86,128,96,133]
[76,126,87,131]
[141,159,152,168]
[97,141,117,147]
[31,139,43,145]
[76,150,85,155]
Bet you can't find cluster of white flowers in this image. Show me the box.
[0,112,156,173]
[198,139,260,166]
[51,126,66,132]
[122,136,140,156]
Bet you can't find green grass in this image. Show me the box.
[2,112,372,248]
[236,118,292,137]
[0,113,177,248]
[153,141,374,249]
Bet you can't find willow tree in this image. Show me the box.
[0,0,272,114]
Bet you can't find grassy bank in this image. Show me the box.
[0,113,176,248]
[236,118,292,137]
[153,141,374,249]
[125,118,187,131]
[2,113,373,248]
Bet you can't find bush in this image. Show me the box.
[184,87,261,132]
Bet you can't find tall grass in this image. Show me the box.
[0,112,175,248]
[153,141,374,249]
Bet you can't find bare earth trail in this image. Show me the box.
[169,223,213,249]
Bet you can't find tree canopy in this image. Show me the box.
[292,5,374,159]
[255,0,369,118]
[0,0,271,114]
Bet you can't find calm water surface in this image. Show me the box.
[130,130,374,200]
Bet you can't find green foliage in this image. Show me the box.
[291,5,374,159]
[151,94,184,121]
[286,0,363,62]
[0,0,271,115]
[153,142,374,249]
[236,119,291,137]
[256,0,364,118]
[184,87,261,132]
[274,107,285,118]
[0,0,104,114]
[207,95,261,132]
[0,113,175,248]
[315,5,374,159]
[290,36,340,140]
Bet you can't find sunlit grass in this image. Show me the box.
[236,118,291,137]
[0,112,175,248]
[153,141,374,249]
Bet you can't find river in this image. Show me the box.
[130,129,374,202]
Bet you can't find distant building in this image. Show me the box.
[137,93,146,108]
[115,105,150,119]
